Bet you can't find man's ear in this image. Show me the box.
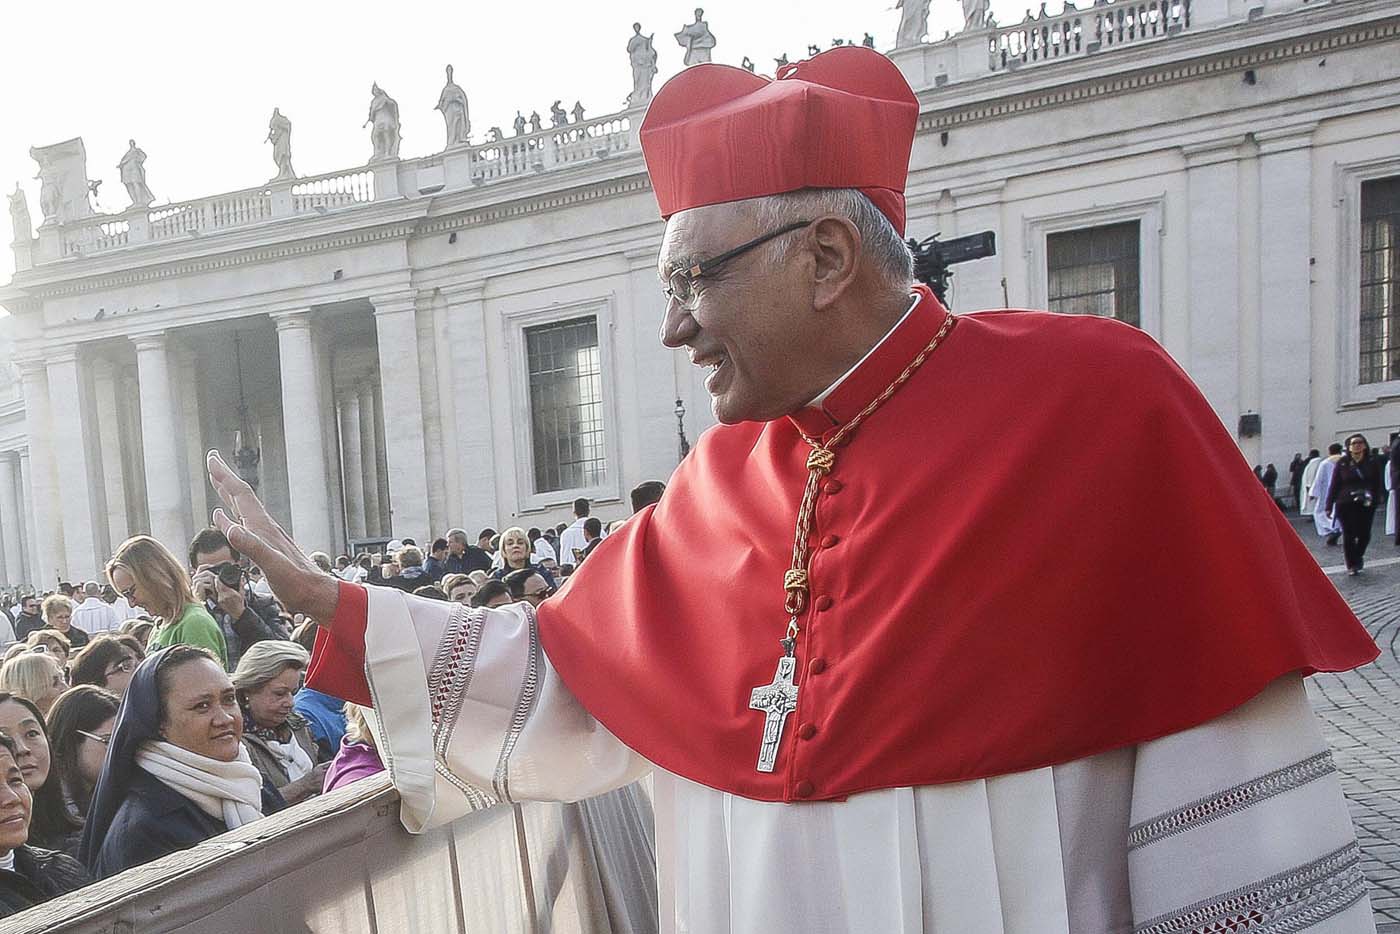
[809,216,861,311]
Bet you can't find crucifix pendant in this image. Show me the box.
[748,641,800,773]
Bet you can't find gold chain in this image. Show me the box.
[781,312,958,642]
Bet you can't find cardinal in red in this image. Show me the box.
[208,46,1379,934]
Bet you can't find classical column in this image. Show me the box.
[19,453,38,586]
[430,292,463,529]
[372,382,391,533]
[17,359,66,585]
[442,283,499,526]
[48,348,105,578]
[1257,127,1316,467]
[0,455,21,587]
[133,334,190,553]
[91,358,130,547]
[372,294,431,541]
[358,384,382,537]
[117,368,149,535]
[175,349,209,536]
[1184,139,1244,432]
[273,311,333,552]
[338,393,367,540]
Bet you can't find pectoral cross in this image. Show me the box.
[749,653,800,773]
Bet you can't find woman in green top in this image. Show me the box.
[105,537,227,668]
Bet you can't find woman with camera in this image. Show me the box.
[1326,433,1386,575]
[105,537,227,667]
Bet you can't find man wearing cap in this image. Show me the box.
[209,47,1377,932]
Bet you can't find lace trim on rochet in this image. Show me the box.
[1134,842,1367,934]
[427,604,485,757]
[491,603,542,804]
[425,603,496,809]
[1128,751,1336,850]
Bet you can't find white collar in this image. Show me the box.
[807,294,920,407]
[0,850,14,871]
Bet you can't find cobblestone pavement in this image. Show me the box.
[1289,509,1400,928]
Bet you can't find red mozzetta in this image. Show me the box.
[311,287,1377,801]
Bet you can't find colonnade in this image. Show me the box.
[4,294,438,587]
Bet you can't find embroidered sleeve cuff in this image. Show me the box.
[306,582,372,707]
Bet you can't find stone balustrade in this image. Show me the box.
[988,0,1192,71]
[29,109,637,266]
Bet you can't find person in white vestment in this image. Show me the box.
[1313,443,1345,542]
[205,48,1378,934]
[1300,451,1325,517]
[71,583,123,636]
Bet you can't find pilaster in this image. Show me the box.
[372,294,431,541]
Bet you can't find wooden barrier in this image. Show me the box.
[0,775,657,934]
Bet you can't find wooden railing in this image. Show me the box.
[3,774,658,934]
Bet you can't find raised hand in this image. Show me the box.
[206,450,339,625]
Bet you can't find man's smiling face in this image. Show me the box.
[657,203,816,425]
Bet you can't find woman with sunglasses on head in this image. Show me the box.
[0,691,82,857]
[0,653,66,717]
[230,641,327,805]
[106,536,227,668]
[68,636,141,698]
[1326,433,1387,575]
[42,686,120,840]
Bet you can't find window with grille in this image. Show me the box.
[525,316,606,493]
[1360,176,1400,385]
[1046,221,1141,326]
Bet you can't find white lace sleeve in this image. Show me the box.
[360,585,651,832]
[1126,676,1374,933]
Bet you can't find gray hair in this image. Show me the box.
[230,640,310,691]
[743,189,914,289]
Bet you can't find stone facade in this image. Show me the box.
[1,0,1397,586]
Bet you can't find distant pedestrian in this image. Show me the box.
[1299,449,1323,517]
[1311,443,1344,545]
[1326,434,1385,575]
[1386,447,1398,545]
[1287,453,1305,509]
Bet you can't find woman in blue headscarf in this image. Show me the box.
[79,645,284,879]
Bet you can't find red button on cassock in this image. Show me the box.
[795,780,815,798]
[823,479,844,494]
[821,534,840,549]
[798,723,817,740]
[809,658,827,675]
[815,595,833,611]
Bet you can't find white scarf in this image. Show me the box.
[134,740,264,830]
[264,733,314,782]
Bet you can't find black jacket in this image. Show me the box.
[0,844,91,919]
[1326,455,1385,514]
[13,614,43,641]
[90,769,283,879]
[445,547,493,575]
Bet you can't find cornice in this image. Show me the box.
[22,219,421,301]
[913,14,1400,135]
[415,173,653,236]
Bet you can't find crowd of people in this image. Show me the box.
[1284,434,1397,575]
[0,479,665,918]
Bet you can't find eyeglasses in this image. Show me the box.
[118,584,136,602]
[104,657,137,678]
[663,220,812,311]
[523,588,553,602]
[76,730,110,746]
